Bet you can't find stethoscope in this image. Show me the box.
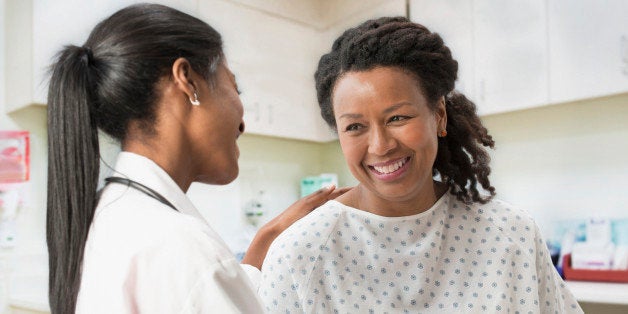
[105,177,178,211]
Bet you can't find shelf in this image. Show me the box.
[565,281,628,305]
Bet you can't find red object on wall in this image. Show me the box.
[0,131,30,183]
[563,254,628,283]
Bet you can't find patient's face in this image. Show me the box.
[332,66,445,205]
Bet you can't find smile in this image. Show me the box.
[368,156,411,177]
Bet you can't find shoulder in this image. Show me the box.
[445,194,546,256]
[271,200,343,248]
[92,189,230,264]
[264,201,343,266]
[452,195,540,235]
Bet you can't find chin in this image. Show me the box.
[198,167,239,185]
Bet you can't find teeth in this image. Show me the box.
[373,159,406,174]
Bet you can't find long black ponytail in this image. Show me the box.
[46,4,223,313]
[46,46,99,314]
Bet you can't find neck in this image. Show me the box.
[122,133,195,193]
[352,181,446,217]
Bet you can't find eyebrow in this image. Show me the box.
[338,113,363,120]
[383,102,413,114]
[337,102,413,120]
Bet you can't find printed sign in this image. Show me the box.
[0,131,30,183]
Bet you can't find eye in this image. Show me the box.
[344,123,363,132]
[388,115,410,124]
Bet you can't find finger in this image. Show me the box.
[306,185,336,199]
[304,186,337,206]
[329,187,352,199]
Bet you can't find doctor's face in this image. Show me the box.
[332,67,446,204]
[189,62,244,185]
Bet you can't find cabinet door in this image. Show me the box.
[548,0,628,103]
[409,0,475,101]
[4,0,34,113]
[198,0,335,142]
[31,0,198,106]
[473,0,548,115]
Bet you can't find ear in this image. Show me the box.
[435,96,448,131]
[171,57,198,103]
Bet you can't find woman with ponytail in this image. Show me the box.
[46,4,346,313]
[260,17,582,313]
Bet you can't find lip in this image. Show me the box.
[366,156,411,182]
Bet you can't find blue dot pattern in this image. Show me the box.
[260,193,583,313]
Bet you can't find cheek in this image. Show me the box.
[339,136,366,168]
[404,120,438,149]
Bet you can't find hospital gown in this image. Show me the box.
[260,192,582,313]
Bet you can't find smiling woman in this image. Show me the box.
[332,67,446,217]
[259,16,583,313]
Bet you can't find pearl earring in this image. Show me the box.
[190,91,200,106]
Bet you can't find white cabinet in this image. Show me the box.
[410,0,548,116]
[410,0,628,116]
[3,0,198,113]
[0,1,5,114]
[4,0,35,113]
[409,0,475,101]
[548,0,628,104]
[473,0,548,115]
[198,0,337,142]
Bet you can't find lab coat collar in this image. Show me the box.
[111,151,209,224]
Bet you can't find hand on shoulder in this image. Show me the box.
[241,185,352,269]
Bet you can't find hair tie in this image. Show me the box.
[80,46,94,66]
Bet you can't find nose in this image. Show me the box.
[239,121,245,134]
[367,126,396,156]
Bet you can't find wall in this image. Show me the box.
[482,93,628,240]
[0,106,48,256]
[186,134,332,253]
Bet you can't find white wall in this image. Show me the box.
[187,134,330,254]
[482,93,628,239]
[0,106,48,257]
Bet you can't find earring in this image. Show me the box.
[439,130,448,137]
[190,91,200,106]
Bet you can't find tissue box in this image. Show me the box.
[563,254,628,283]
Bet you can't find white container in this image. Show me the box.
[571,241,615,270]
[586,217,612,246]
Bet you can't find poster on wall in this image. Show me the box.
[0,131,30,183]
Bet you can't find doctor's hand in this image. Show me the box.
[241,185,352,270]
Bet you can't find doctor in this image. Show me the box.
[46,3,346,313]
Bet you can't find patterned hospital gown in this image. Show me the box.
[260,192,582,313]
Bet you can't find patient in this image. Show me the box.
[259,17,582,313]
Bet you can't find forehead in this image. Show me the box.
[332,67,427,111]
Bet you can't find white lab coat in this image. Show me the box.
[76,152,263,313]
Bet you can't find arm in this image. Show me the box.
[242,185,351,269]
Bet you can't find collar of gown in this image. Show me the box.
[109,151,209,224]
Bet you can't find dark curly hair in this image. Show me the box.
[314,16,496,204]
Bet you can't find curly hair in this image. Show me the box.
[314,16,496,204]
